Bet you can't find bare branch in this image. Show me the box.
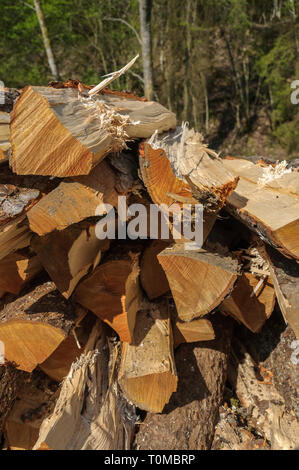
[103,17,142,45]
[18,0,35,11]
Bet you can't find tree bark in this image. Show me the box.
[139,0,154,100]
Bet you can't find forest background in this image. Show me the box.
[1,0,298,158]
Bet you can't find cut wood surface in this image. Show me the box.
[135,314,232,449]
[10,86,176,177]
[140,240,170,300]
[34,321,136,450]
[140,127,239,212]
[32,222,109,298]
[27,160,118,236]
[118,301,177,413]
[222,158,299,260]
[263,244,299,339]
[220,272,276,333]
[0,252,42,295]
[0,281,81,372]
[0,215,32,262]
[158,245,239,321]
[75,255,141,343]
[173,317,215,348]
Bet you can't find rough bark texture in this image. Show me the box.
[139,0,154,100]
[135,314,233,450]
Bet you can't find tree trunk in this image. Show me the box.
[33,0,59,80]
[139,0,154,100]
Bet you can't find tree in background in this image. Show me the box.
[139,0,154,100]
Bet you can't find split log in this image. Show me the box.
[118,301,177,413]
[33,321,137,450]
[0,252,42,295]
[157,245,239,321]
[135,314,233,450]
[0,112,10,161]
[5,371,57,450]
[32,222,110,298]
[10,86,176,177]
[263,244,299,339]
[26,160,118,236]
[75,253,141,343]
[0,216,32,262]
[140,127,239,211]
[173,317,215,348]
[0,281,83,373]
[140,240,170,300]
[222,158,299,260]
[220,272,276,333]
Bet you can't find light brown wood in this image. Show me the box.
[222,158,299,260]
[140,240,170,300]
[0,252,42,295]
[220,272,275,333]
[32,222,110,298]
[26,160,118,236]
[158,245,239,321]
[263,244,299,339]
[0,282,81,372]
[118,301,177,413]
[10,86,176,177]
[34,321,136,450]
[0,216,32,262]
[173,318,215,348]
[75,255,141,343]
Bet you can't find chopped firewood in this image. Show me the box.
[10,86,176,177]
[33,320,137,450]
[135,314,233,450]
[220,272,276,333]
[75,253,142,343]
[5,371,57,450]
[0,282,83,373]
[0,252,42,295]
[140,240,170,300]
[173,318,215,348]
[32,222,110,298]
[222,158,299,260]
[157,245,239,321]
[26,160,118,236]
[118,301,177,413]
[263,244,299,339]
[0,216,32,262]
[140,127,239,212]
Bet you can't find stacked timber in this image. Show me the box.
[0,78,298,451]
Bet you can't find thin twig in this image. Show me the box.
[103,17,142,45]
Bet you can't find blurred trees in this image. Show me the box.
[0,0,298,154]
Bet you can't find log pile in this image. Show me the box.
[0,79,298,450]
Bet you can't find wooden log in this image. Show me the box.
[33,321,136,450]
[135,314,233,450]
[0,251,42,295]
[140,127,239,212]
[222,158,299,260]
[10,86,176,177]
[157,245,239,321]
[220,272,276,333]
[140,240,170,300]
[118,301,177,413]
[74,253,142,343]
[26,160,118,236]
[0,281,83,373]
[5,371,57,450]
[32,222,110,298]
[173,318,215,348]
[0,215,32,262]
[263,244,299,339]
